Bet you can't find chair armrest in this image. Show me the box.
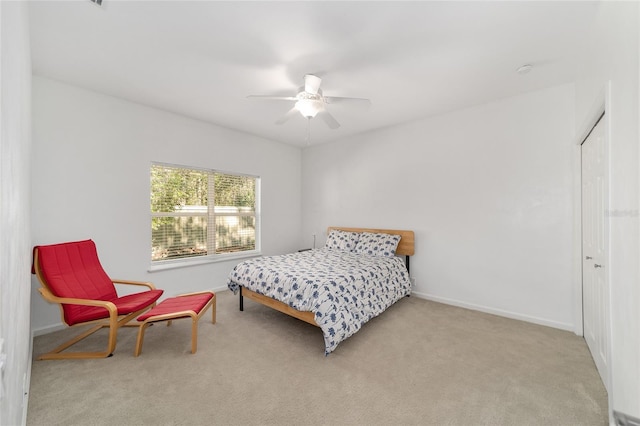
[111,279,157,290]
[37,287,117,315]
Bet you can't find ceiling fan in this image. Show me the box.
[247,74,371,129]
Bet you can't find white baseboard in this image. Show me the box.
[212,285,229,294]
[32,323,66,337]
[411,291,574,332]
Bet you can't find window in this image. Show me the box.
[150,163,259,264]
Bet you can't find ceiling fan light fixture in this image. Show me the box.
[295,98,324,118]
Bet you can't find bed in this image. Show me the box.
[227,227,415,354]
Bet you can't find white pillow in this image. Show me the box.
[325,230,360,252]
[354,232,401,257]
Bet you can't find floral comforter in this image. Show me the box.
[227,248,411,354]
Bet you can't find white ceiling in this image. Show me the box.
[29,1,599,147]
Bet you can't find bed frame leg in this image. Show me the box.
[239,287,244,311]
[406,256,411,297]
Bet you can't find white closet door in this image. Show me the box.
[581,116,609,389]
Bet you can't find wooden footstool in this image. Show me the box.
[134,291,215,356]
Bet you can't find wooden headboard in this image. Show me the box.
[327,227,415,256]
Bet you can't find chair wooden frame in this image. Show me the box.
[33,248,159,360]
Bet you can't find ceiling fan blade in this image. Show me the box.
[275,107,299,125]
[324,96,371,107]
[247,95,297,101]
[304,74,322,95]
[318,110,340,129]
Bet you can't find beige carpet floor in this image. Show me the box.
[27,290,608,425]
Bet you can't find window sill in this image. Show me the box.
[148,251,262,272]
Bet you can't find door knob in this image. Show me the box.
[594,264,603,268]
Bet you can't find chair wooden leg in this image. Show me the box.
[37,324,111,360]
[38,307,153,360]
[106,314,119,356]
[134,323,151,357]
[191,314,198,354]
[211,294,216,324]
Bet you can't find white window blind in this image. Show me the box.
[150,163,259,263]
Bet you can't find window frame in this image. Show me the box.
[149,162,261,271]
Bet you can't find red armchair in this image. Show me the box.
[32,239,163,360]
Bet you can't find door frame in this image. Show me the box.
[573,82,613,403]
[573,84,606,336]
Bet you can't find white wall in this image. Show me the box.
[0,2,32,425]
[31,76,302,333]
[302,83,576,330]
[574,1,640,419]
